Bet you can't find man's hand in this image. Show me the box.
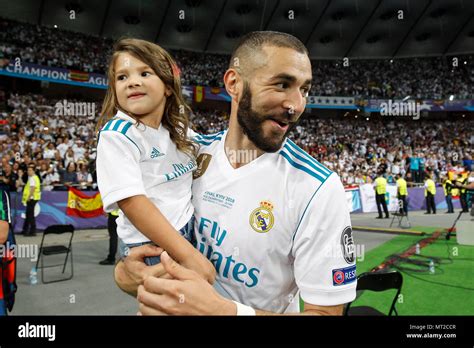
[137,252,235,316]
[181,249,216,285]
[115,244,170,296]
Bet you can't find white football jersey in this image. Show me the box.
[96,111,196,244]
[191,130,357,313]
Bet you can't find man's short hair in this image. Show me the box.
[229,31,309,75]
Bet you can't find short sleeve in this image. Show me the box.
[96,131,145,212]
[292,173,357,306]
[0,190,11,223]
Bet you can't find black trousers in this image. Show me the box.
[376,193,389,217]
[426,193,436,214]
[22,199,38,234]
[106,214,118,261]
[460,193,468,212]
[398,195,408,214]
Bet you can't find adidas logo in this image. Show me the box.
[151,147,164,158]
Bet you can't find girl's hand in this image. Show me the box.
[181,249,216,285]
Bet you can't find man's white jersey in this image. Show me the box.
[96,111,196,244]
[192,130,357,313]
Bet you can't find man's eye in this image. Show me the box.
[276,82,288,89]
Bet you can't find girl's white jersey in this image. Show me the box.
[96,111,196,244]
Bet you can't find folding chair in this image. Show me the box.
[36,224,74,284]
[344,270,403,316]
[390,198,411,229]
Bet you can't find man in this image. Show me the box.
[0,163,18,195]
[21,164,41,236]
[115,31,356,315]
[99,209,119,265]
[455,170,474,212]
[374,171,389,219]
[410,156,420,183]
[442,175,454,214]
[395,174,408,216]
[456,167,470,213]
[424,172,436,215]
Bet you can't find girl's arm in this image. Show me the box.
[118,195,215,283]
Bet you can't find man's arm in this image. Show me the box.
[113,244,168,297]
[0,220,8,244]
[137,252,346,316]
[255,303,343,316]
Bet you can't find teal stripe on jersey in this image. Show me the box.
[279,150,326,183]
[283,143,330,179]
[194,136,223,146]
[292,172,333,241]
[103,119,115,131]
[121,122,132,135]
[286,139,331,176]
[195,131,225,140]
[112,119,124,131]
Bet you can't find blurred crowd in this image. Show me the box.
[289,117,474,186]
[310,57,473,100]
[1,17,473,100]
[1,93,472,195]
[0,94,99,192]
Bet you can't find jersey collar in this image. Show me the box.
[115,110,137,124]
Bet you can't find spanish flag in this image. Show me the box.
[193,86,204,103]
[66,187,103,218]
[69,70,89,82]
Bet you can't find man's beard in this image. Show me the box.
[237,84,298,153]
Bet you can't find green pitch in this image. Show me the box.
[349,226,474,315]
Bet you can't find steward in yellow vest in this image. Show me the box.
[21,166,41,237]
[442,176,454,213]
[396,174,408,215]
[374,173,389,218]
[424,173,436,214]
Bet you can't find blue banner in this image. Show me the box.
[10,192,106,233]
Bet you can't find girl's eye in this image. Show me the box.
[142,71,152,77]
[117,75,126,81]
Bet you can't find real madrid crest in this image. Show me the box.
[249,200,275,233]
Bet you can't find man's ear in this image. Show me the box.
[224,69,242,102]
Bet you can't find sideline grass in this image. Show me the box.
[349,226,474,315]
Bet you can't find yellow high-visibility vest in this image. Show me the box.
[397,178,408,196]
[375,177,387,195]
[456,177,467,194]
[424,179,436,196]
[443,180,452,196]
[22,174,41,205]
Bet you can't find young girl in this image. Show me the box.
[96,38,214,282]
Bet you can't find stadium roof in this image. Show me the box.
[1,0,474,59]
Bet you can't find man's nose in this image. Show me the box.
[284,89,306,116]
